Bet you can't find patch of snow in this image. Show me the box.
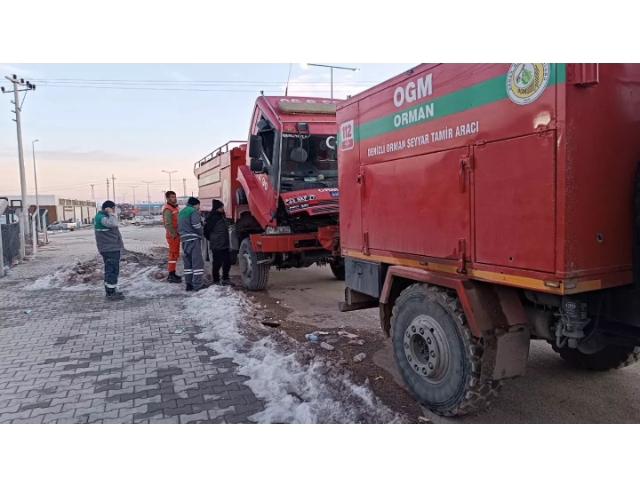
[185,287,404,424]
[23,251,171,296]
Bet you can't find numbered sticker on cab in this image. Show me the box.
[340,120,355,151]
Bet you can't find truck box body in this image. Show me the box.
[337,63,640,294]
[194,141,247,217]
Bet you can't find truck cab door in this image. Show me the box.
[249,107,279,216]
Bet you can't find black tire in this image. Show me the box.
[391,284,502,416]
[239,238,270,291]
[236,188,248,205]
[330,260,345,281]
[551,344,640,371]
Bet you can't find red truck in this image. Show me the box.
[337,63,640,416]
[194,95,344,290]
[118,204,138,221]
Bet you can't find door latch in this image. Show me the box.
[459,155,473,193]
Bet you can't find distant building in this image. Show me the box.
[3,195,98,225]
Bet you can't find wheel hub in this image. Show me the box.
[404,315,450,383]
[241,250,252,279]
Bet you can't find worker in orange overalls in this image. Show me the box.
[163,191,182,283]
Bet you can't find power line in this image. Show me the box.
[26,78,377,85]
[0,84,364,93]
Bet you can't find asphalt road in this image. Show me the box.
[102,225,640,422]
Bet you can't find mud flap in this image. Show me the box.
[480,325,531,381]
[339,287,378,312]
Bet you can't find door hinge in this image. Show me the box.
[363,231,370,256]
[568,63,599,87]
[459,154,473,193]
[456,238,467,274]
[357,172,364,184]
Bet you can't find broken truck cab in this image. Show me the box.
[337,63,640,417]
[194,96,344,291]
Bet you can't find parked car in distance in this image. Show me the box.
[47,221,76,231]
[133,216,156,226]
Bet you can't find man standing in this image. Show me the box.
[162,191,182,284]
[178,197,208,292]
[94,200,125,300]
[204,199,231,286]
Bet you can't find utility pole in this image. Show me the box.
[106,178,110,205]
[129,186,138,206]
[183,178,187,198]
[162,170,177,191]
[142,181,153,216]
[2,75,37,259]
[111,174,116,203]
[302,63,359,98]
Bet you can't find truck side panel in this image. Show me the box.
[361,147,470,259]
[339,63,560,274]
[474,130,557,273]
[562,64,640,277]
[337,101,363,253]
[195,145,246,217]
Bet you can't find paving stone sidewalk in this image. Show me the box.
[0,231,263,423]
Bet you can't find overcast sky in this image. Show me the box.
[0,63,415,203]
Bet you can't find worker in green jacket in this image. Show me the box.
[178,197,209,292]
[94,200,125,300]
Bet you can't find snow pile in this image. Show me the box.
[24,249,168,293]
[119,267,189,298]
[185,288,404,424]
[25,257,105,291]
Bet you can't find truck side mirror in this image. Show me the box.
[250,158,265,174]
[249,135,263,160]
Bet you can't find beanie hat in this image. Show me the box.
[102,200,116,210]
[212,199,224,211]
[188,197,200,206]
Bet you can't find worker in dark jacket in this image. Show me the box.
[178,197,208,292]
[94,200,125,300]
[204,199,231,286]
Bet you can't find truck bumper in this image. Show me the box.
[250,233,325,253]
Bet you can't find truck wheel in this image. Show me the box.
[330,260,345,281]
[551,344,640,371]
[239,238,270,291]
[391,284,502,416]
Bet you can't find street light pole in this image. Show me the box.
[303,63,359,99]
[162,170,177,191]
[142,181,153,216]
[32,139,41,234]
[129,186,138,206]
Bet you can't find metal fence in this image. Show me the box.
[1,222,20,267]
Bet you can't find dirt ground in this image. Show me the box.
[124,225,640,423]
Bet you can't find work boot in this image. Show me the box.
[195,284,210,292]
[105,287,125,301]
[167,271,182,284]
[186,283,194,292]
[221,279,231,287]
